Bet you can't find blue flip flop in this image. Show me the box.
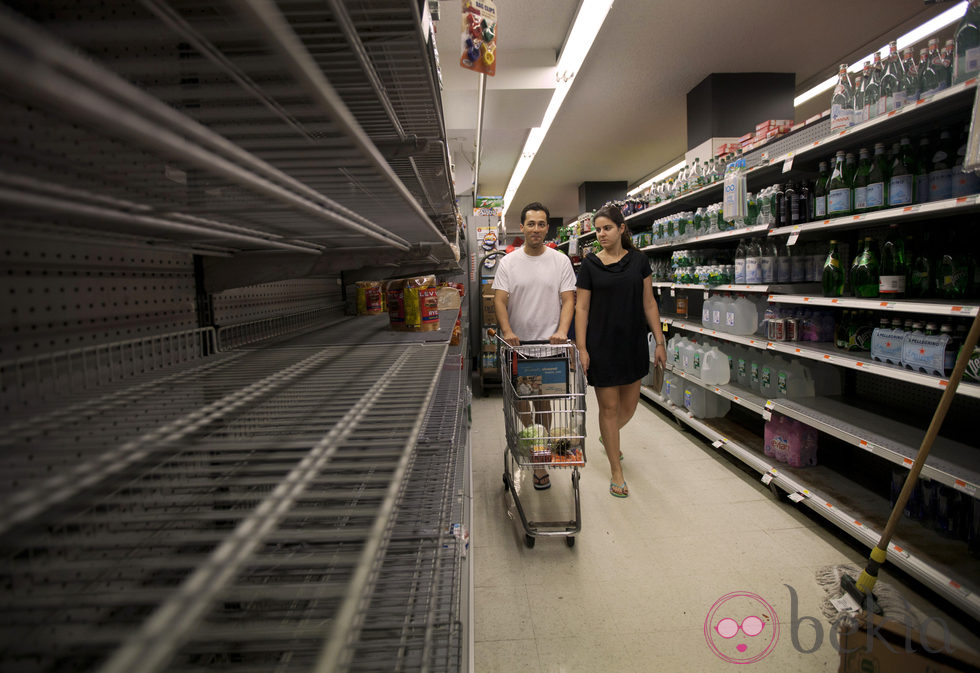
[609,480,629,498]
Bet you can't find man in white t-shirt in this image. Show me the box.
[493,202,576,490]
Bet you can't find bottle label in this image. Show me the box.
[734,257,746,283]
[902,333,950,376]
[916,173,930,202]
[777,372,788,395]
[693,354,701,371]
[712,310,721,325]
[703,306,711,323]
[751,362,759,384]
[726,311,736,328]
[854,185,867,210]
[929,169,953,201]
[684,389,692,409]
[877,97,887,117]
[830,105,852,131]
[910,270,928,294]
[761,367,771,388]
[863,102,873,121]
[828,188,851,214]
[777,257,792,283]
[888,175,913,206]
[865,182,885,208]
[965,348,980,383]
[890,92,907,110]
[814,195,827,218]
[961,47,980,77]
[760,257,775,283]
[745,258,761,284]
[871,328,905,365]
[737,358,746,377]
[879,275,906,294]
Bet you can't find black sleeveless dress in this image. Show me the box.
[575,249,652,387]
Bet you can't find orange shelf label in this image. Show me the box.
[940,380,949,387]
[950,580,962,589]
[859,440,868,447]
[951,306,963,312]
[830,299,839,304]
[823,355,831,360]
[957,196,968,203]
[903,458,914,466]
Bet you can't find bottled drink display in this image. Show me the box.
[822,240,845,297]
[954,0,980,84]
[853,148,871,212]
[879,227,906,297]
[920,38,948,97]
[879,41,906,113]
[953,123,980,196]
[830,64,854,131]
[929,129,955,202]
[814,161,829,219]
[866,142,888,210]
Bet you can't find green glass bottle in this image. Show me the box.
[836,310,851,350]
[822,239,846,297]
[879,226,907,298]
[827,152,851,217]
[852,237,880,298]
[814,161,830,219]
[865,143,889,211]
[888,136,916,207]
[906,233,932,299]
[853,148,872,212]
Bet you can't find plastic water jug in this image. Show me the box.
[759,353,780,398]
[777,359,816,398]
[702,297,712,327]
[684,385,732,418]
[701,346,731,385]
[709,297,724,331]
[691,342,707,379]
[732,296,758,336]
[748,351,768,393]
[668,334,682,369]
[721,296,737,334]
[668,372,685,406]
[680,338,696,373]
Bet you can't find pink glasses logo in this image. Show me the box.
[704,591,780,664]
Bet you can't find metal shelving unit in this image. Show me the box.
[639,384,980,620]
[0,312,471,673]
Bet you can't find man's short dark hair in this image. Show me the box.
[521,202,550,224]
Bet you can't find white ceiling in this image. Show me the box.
[435,0,953,226]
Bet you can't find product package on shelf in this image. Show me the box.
[764,412,818,467]
[355,281,385,315]
[386,275,439,332]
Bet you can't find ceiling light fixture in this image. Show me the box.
[627,160,686,196]
[793,1,966,107]
[502,0,614,215]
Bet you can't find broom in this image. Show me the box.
[817,309,980,623]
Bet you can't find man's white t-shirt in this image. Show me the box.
[491,246,577,341]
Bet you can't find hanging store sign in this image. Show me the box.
[459,0,496,76]
[473,195,503,216]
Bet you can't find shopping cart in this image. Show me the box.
[492,331,587,548]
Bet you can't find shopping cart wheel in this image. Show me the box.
[565,536,575,548]
[525,534,535,548]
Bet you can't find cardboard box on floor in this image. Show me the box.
[838,614,980,673]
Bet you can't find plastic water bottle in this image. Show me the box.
[745,239,762,284]
[734,239,747,284]
[790,243,806,283]
[760,239,777,284]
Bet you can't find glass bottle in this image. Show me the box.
[921,38,947,97]
[855,61,871,125]
[865,52,883,122]
[776,239,792,283]
[830,63,854,132]
[953,122,980,196]
[866,143,889,211]
[853,148,872,213]
[928,129,955,202]
[907,232,931,299]
[916,136,931,204]
[888,137,915,207]
[944,39,956,88]
[813,161,829,219]
[879,226,907,298]
[880,40,907,112]
[797,180,811,223]
[785,180,800,226]
[827,151,851,217]
[836,310,852,349]
[954,0,980,84]
[851,237,879,298]
[822,240,845,297]
[901,47,921,103]
[772,183,785,229]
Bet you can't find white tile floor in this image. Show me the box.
[469,386,980,672]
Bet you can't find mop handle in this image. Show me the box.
[877,310,980,550]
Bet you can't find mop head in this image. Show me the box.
[815,563,922,627]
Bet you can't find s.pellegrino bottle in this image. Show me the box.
[865,52,883,121]
[830,64,854,132]
[851,237,879,298]
[902,47,920,102]
[866,142,888,210]
[853,148,871,212]
[916,137,931,203]
[888,137,915,207]
[814,161,829,219]
[854,62,871,125]
[822,240,845,297]
[907,232,932,299]
[921,38,947,97]
[827,151,851,216]
[879,227,907,298]
[954,0,980,84]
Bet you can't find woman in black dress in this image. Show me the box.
[574,205,667,498]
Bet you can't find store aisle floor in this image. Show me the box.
[470,387,980,672]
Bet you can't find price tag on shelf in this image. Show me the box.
[670,288,675,297]
[764,400,775,410]
[954,479,977,496]
[762,410,772,421]
[782,154,794,173]
[761,473,774,485]
[712,440,723,448]
[902,205,920,213]
[788,493,805,503]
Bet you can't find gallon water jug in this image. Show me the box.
[709,297,724,331]
[702,297,712,327]
[684,385,730,418]
[691,342,707,379]
[701,346,731,385]
[680,338,696,373]
[732,296,758,336]
[748,351,766,392]
[759,353,780,399]
[777,359,816,398]
[735,347,752,389]
[668,334,682,369]
[662,371,674,403]
[721,295,737,334]
[669,372,686,406]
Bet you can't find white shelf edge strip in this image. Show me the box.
[765,294,979,317]
[641,223,769,252]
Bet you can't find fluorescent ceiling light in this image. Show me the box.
[627,160,686,196]
[502,0,614,216]
[793,1,966,107]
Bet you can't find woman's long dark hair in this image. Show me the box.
[593,204,636,251]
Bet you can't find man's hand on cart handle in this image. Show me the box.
[548,332,570,345]
[487,328,520,347]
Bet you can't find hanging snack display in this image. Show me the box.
[459,0,497,76]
